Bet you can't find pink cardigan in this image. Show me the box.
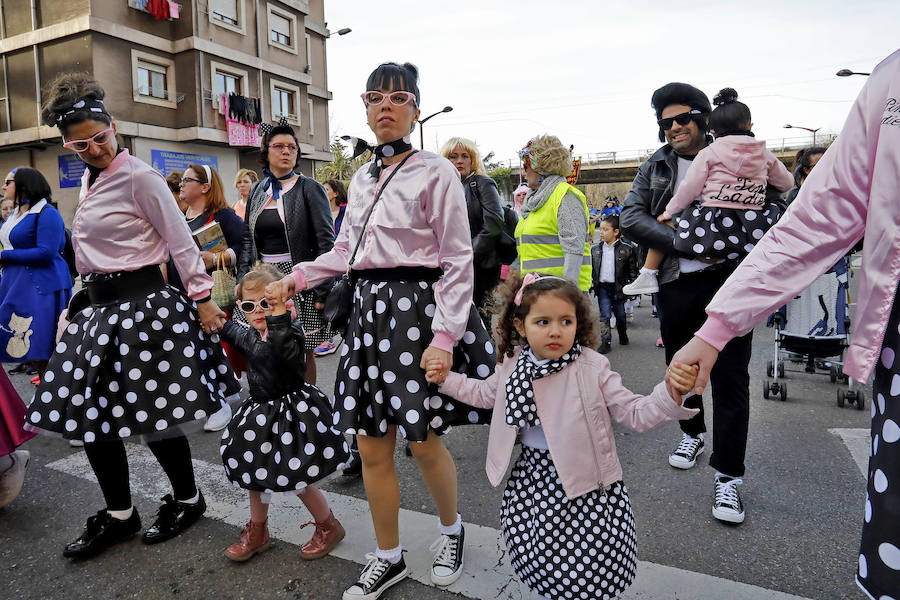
[440,347,697,500]
[697,49,900,382]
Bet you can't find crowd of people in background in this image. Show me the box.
[0,48,897,600]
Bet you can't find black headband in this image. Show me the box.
[57,98,108,124]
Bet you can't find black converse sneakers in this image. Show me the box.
[668,433,705,469]
[342,554,409,600]
[430,525,465,586]
[713,475,745,524]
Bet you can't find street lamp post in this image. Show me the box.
[836,69,871,77]
[784,123,821,146]
[418,106,453,149]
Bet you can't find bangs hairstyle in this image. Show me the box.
[366,62,420,106]
[258,127,301,171]
[324,179,347,205]
[602,214,620,231]
[493,272,596,362]
[187,163,228,212]
[41,72,111,132]
[439,137,486,176]
[13,167,52,207]
[236,263,283,300]
[651,82,711,143]
[709,88,751,135]
[234,168,259,187]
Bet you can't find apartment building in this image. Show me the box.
[0,0,333,221]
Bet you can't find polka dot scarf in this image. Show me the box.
[341,135,413,178]
[505,343,582,429]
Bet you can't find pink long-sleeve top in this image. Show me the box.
[662,136,795,219]
[695,49,900,382]
[72,149,212,301]
[292,150,473,352]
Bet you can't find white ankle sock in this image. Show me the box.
[640,267,658,275]
[179,491,200,504]
[438,513,462,536]
[108,507,134,520]
[375,545,403,564]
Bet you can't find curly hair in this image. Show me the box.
[236,263,283,300]
[439,137,486,176]
[525,135,572,177]
[40,72,111,131]
[493,271,596,363]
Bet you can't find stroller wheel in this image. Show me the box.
[766,361,774,377]
[779,383,788,402]
[763,379,770,399]
[855,390,866,411]
[777,362,786,378]
[837,389,845,408]
[829,365,839,383]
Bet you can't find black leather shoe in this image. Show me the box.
[63,508,141,559]
[598,342,611,354]
[142,492,206,545]
[619,333,629,346]
[342,451,362,477]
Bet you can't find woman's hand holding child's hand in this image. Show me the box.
[265,276,296,307]
[267,288,286,317]
[424,358,447,384]
[665,361,699,405]
[421,348,451,384]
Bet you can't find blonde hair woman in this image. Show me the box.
[440,136,504,329]
[516,134,591,290]
[233,168,258,220]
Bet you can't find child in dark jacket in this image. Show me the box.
[590,215,639,353]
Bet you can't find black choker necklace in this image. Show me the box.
[342,135,414,178]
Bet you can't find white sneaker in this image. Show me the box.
[623,271,660,295]
[668,433,704,469]
[430,526,464,586]
[204,402,233,432]
[712,475,745,524]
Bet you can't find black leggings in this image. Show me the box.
[83,435,197,511]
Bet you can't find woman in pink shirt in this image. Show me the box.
[26,73,240,560]
[269,62,494,600]
[674,51,900,599]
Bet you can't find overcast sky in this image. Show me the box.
[323,1,895,165]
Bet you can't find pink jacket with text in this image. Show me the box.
[697,49,900,382]
[440,347,696,500]
[663,135,794,219]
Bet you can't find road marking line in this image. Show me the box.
[46,446,813,600]
[829,428,870,478]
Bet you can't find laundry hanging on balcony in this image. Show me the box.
[222,94,262,147]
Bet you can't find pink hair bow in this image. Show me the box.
[514,273,542,306]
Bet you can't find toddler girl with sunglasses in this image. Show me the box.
[624,88,794,296]
[426,272,698,600]
[218,264,349,563]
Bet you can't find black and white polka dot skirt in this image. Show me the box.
[26,286,241,443]
[333,277,494,441]
[233,259,329,350]
[220,385,350,493]
[672,204,781,260]
[501,446,637,600]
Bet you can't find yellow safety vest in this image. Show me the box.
[515,181,592,291]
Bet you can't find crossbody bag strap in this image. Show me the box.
[345,150,418,269]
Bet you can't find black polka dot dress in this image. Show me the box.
[334,277,494,441]
[671,204,781,260]
[26,286,241,443]
[219,315,349,492]
[502,447,637,600]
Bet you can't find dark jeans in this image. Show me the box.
[596,282,626,343]
[473,265,502,332]
[657,267,752,477]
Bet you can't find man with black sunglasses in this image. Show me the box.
[621,82,785,526]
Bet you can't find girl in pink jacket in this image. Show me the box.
[624,88,794,296]
[426,272,698,600]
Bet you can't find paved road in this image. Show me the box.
[0,300,871,600]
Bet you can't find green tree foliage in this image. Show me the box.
[315,138,371,183]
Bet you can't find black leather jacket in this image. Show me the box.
[221,314,306,400]
[590,239,639,302]
[463,174,504,270]
[620,142,787,285]
[238,175,335,301]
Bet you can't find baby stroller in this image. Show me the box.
[762,257,863,408]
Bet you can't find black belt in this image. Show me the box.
[352,267,443,283]
[84,265,166,306]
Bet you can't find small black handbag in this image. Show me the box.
[322,151,418,332]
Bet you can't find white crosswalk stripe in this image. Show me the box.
[46,445,814,600]
[829,427,870,478]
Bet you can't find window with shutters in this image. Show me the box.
[209,0,245,34]
[266,4,298,54]
[131,50,177,109]
[210,62,250,110]
[269,80,300,125]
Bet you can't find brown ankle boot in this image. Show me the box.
[224,520,270,562]
[299,511,345,560]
